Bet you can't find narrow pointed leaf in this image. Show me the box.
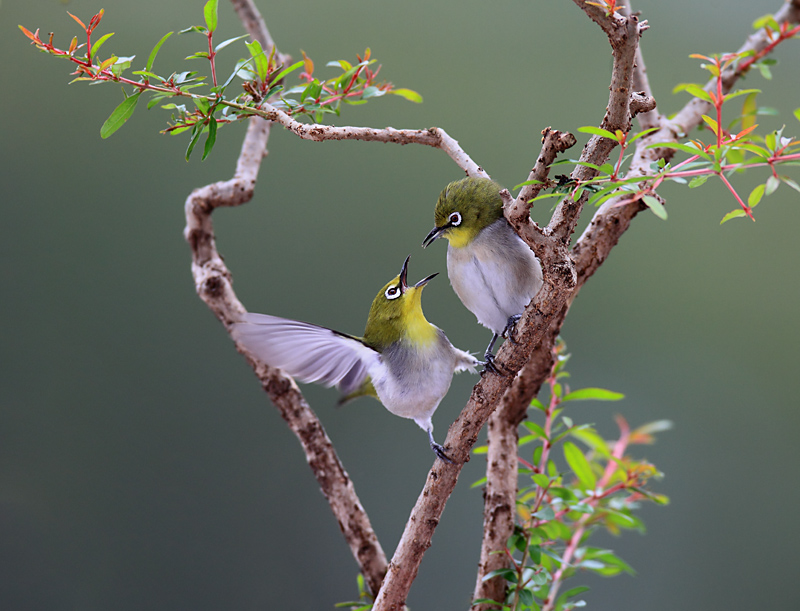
[100,91,141,139]
[577,126,620,141]
[67,12,87,30]
[215,34,248,52]
[91,32,115,60]
[389,88,423,103]
[563,442,596,490]
[272,60,305,82]
[185,124,203,161]
[202,116,217,161]
[562,387,624,402]
[146,31,173,73]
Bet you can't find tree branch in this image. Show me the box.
[181,0,390,597]
[259,102,489,178]
[547,6,647,243]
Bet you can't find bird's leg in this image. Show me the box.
[428,428,453,463]
[502,314,522,344]
[481,333,508,376]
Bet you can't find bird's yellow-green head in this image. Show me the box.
[422,177,505,249]
[363,255,438,350]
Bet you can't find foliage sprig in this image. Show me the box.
[19,1,421,160]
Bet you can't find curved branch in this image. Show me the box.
[185,113,390,598]
[257,102,488,178]
[180,0,390,597]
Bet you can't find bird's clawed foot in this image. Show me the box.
[430,440,454,464]
[503,314,522,344]
[480,352,507,376]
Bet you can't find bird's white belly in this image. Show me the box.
[369,341,455,423]
[447,222,542,334]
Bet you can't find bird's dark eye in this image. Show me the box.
[385,285,401,300]
[449,211,462,226]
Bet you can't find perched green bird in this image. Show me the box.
[422,177,543,372]
[231,256,479,462]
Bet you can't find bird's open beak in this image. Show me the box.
[422,226,446,248]
[414,272,438,288]
[399,255,411,292]
[399,255,438,292]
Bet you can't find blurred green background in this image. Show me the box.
[2,0,799,609]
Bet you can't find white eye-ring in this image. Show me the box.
[449,211,462,226]
[385,285,401,300]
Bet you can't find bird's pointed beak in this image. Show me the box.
[414,272,438,289]
[399,255,411,292]
[422,226,446,248]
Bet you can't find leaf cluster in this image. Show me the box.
[474,341,669,611]
[19,1,422,160]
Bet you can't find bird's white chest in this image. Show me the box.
[369,337,456,421]
[447,220,543,334]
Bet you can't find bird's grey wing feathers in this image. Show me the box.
[231,312,379,395]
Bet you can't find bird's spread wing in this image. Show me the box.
[231,312,379,396]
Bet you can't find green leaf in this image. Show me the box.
[215,34,248,52]
[532,473,551,488]
[204,0,219,32]
[577,126,619,141]
[720,209,747,224]
[471,476,487,488]
[91,32,115,60]
[483,568,518,583]
[272,60,305,82]
[642,195,668,220]
[185,123,203,161]
[688,174,710,188]
[555,586,590,609]
[202,116,217,161]
[562,388,624,402]
[100,91,141,139]
[680,83,713,103]
[518,587,535,607]
[701,115,719,136]
[389,88,423,103]
[244,40,268,81]
[781,177,800,194]
[530,398,546,411]
[748,183,765,207]
[532,506,555,521]
[794,108,800,124]
[766,175,780,196]
[570,429,610,457]
[146,31,173,73]
[473,445,488,455]
[563,442,596,490]
[723,88,761,102]
[523,421,548,440]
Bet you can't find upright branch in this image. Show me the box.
[472,5,649,607]
[548,3,647,243]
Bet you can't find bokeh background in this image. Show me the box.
[3,0,799,609]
